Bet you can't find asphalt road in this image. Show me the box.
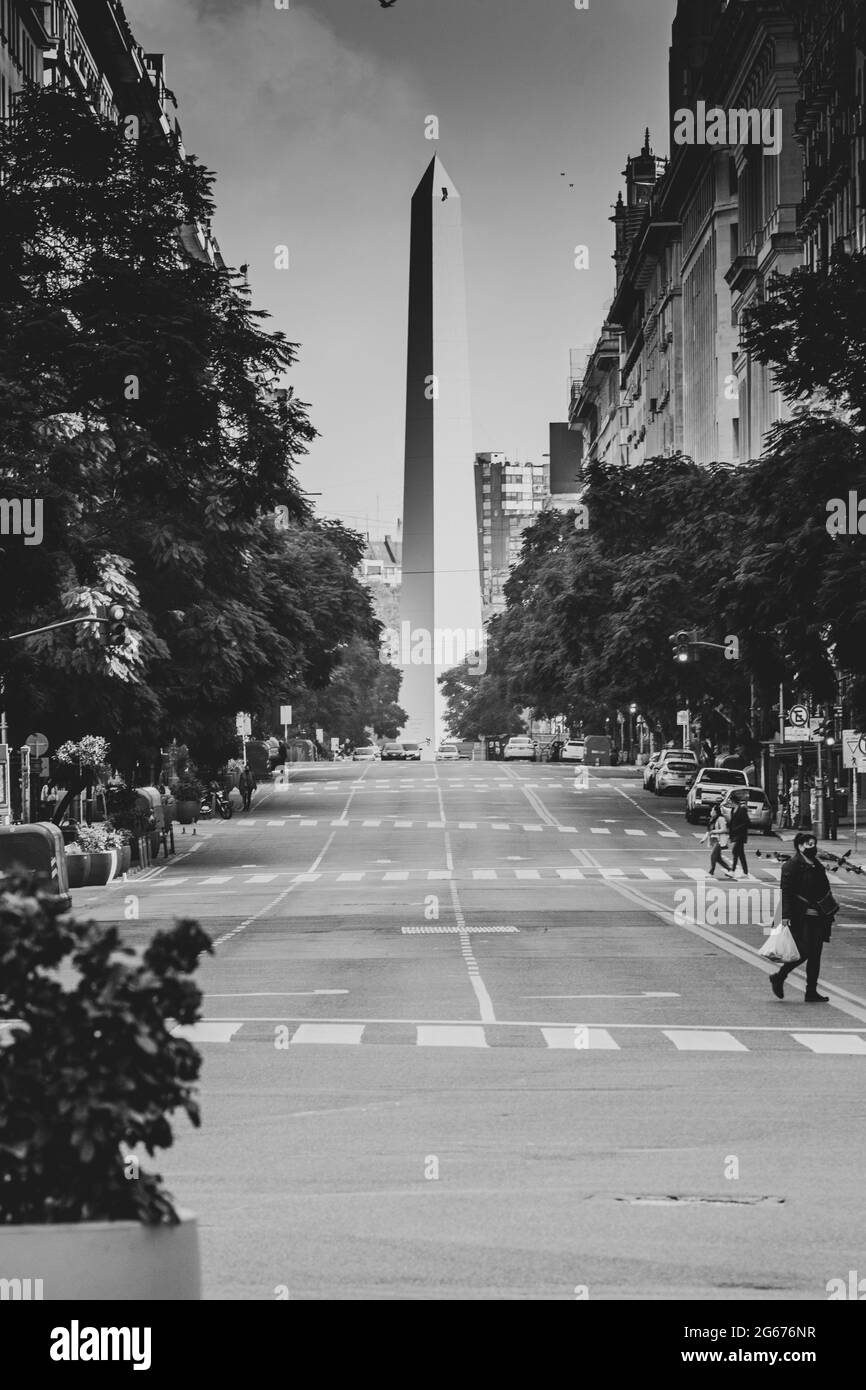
[74,762,866,1300]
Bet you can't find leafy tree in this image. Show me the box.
[291,635,406,746]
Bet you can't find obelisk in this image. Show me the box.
[398,154,483,752]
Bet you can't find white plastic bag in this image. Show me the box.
[759,922,800,963]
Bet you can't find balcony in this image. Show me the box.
[725,252,758,293]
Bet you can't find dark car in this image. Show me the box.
[381,742,405,761]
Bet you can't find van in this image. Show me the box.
[583,735,612,767]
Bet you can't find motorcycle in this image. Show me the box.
[199,787,233,820]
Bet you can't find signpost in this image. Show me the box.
[0,743,10,826]
[280,704,292,749]
[25,731,49,759]
[236,712,252,765]
[843,732,866,853]
[19,745,31,824]
[677,708,689,750]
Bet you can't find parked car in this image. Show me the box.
[715,785,773,835]
[684,767,749,822]
[503,736,537,761]
[400,742,422,761]
[654,749,699,796]
[381,742,406,761]
[436,742,460,761]
[583,734,613,766]
[642,752,663,791]
[561,739,586,763]
[352,745,379,762]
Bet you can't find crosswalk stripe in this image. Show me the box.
[516,869,541,879]
[473,869,497,879]
[682,868,707,881]
[792,1033,866,1054]
[171,1021,242,1043]
[590,828,611,834]
[363,820,382,827]
[337,872,365,882]
[664,1029,748,1052]
[293,872,321,883]
[522,825,543,832]
[245,874,277,883]
[600,868,625,878]
[417,1025,487,1048]
[492,823,510,830]
[625,829,647,837]
[383,871,409,881]
[427,821,445,828]
[427,870,452,879]
[659,831,680,838]
[640,868,672,880]
[556,868,585,879]
[291,1023,365,1045]
[557,826,578,833]
[152,877,189,886]
[330,820,350,827]
[395,820,413,828]
[458,822,477,829]
[542,1027,619,1050]
[267,820,286,827]
[199,876,232,885]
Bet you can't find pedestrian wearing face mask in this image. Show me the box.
[769,832,838,1002]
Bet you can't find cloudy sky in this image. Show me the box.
[124,0,677,533]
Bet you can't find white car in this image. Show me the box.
[561,739,586,763]
[436,742,460,761]
[401,742,422,761]
[352,745,379,761]
[654,749,699,795]
[685,767,749,822]
[503,736,536,761]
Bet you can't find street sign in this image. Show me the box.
[0,744,10,819]
[315,727,323,744]
[676,709,689,727]
[25,731,49,757]
[789,704,809,728]
[330,737,340,753]
[842,731,866,772]
[280,705,292,726]
[235,712,252,737]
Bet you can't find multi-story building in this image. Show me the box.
[1,1,222,267]
[0,1,48,119]
[794,0,866,266]
[359,530,402,587]
[475,453,547,620]
[572,0,814,469]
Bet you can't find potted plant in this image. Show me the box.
[72,824,126,885]
[51,736,111,826]
[0,871,212,1299]
[63,839,90,890]
[172,777,202,832]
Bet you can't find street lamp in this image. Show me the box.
[628,702,637,763]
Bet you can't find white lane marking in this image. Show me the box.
[293,872,322,883]
[542,1027,620,1050]
[590,828,611,835]
[556,869,585,879]
[330,820,350,827]
[515,869,541,879]
[682,868,708,881]
[625,829,647,837]
[427,820,446,828]
[267,820,286,827]
[522,824,543,832]
[417,1025,488,1048]
[792,1034,866,1054]
[200,876,232,885]
[659,831,680,838]
[151,877,190,886]
[664,1030,748,1052]
[640,868,672,880]
[363,819,382,827]
[245,874,277,883]
[383,871,409,881]
[337,872,365,882]
[291,1024,365,1045]
[437,777,497,1024]
[472,869,497,879]
[427,869,452,879]
[207,990,349,997]
[530,993,680,1000]
[395,820,413,828]
[458,822,478,829]
[600,868,626,879]
[492,822,511,830]
[300,819,318,827]
[171,1022,242,1043]
[558,826,578,833]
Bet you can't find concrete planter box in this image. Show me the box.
[85,850,119,886]
[0,1210,200,1300]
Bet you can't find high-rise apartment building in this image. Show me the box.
[475,453,547,620]
[0,2,47,119]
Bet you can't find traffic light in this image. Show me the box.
[106,604,126,647]
[814,715,834,742]
[670,630,691,663]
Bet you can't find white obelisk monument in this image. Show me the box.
[398,155,483,753]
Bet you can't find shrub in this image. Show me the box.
[0,871,212,1225]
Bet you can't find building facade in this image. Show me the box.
[0,1,47,120]
[475,453,547,621]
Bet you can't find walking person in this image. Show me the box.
[769,832,838,1002]
[238,764,257,812]
[728,788,751,877]
[702,800,734,878]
